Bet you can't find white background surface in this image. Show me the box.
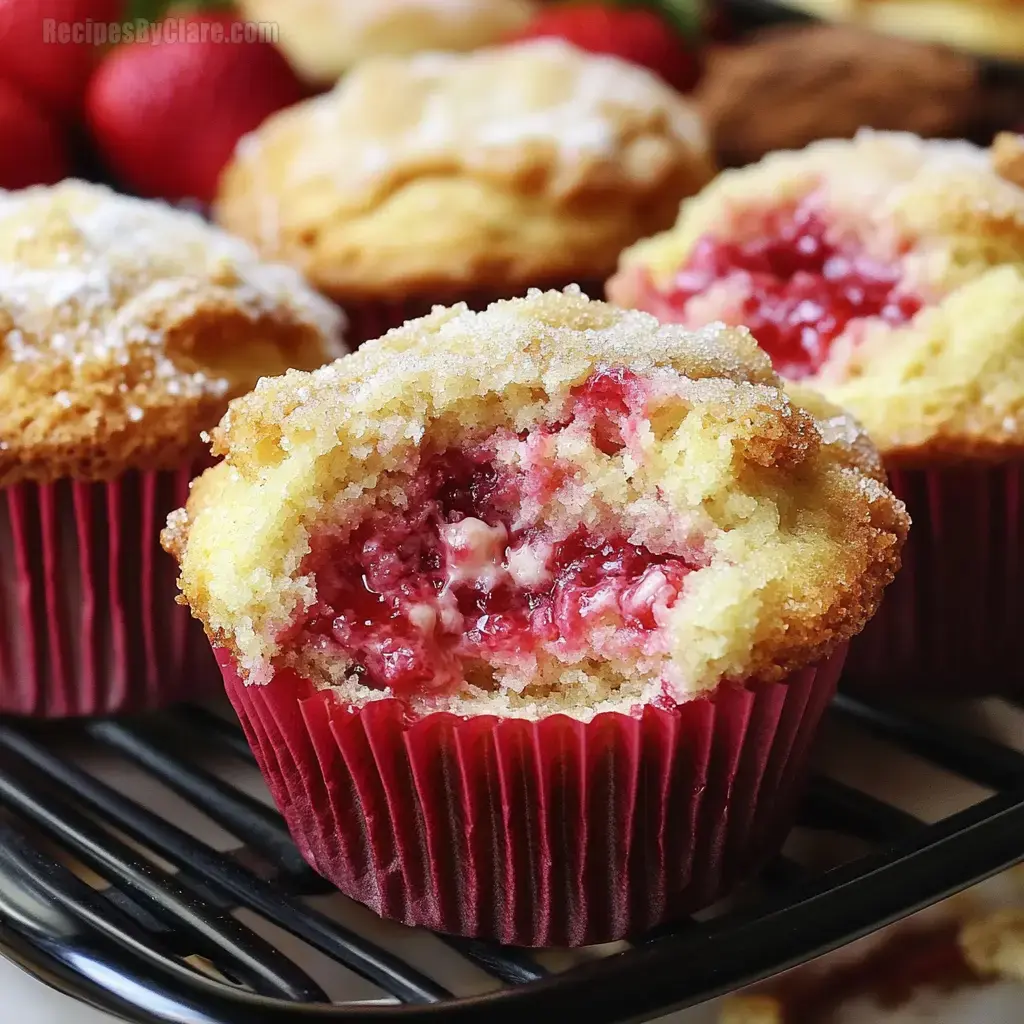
[2,957,118,1024]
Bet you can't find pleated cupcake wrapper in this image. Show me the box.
[220,649,844,947]
[845,462,1024,694]
[0,468,219,717]
[344,281,606,348]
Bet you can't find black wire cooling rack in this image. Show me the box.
[0,691,1022,1024]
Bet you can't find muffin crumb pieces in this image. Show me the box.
[960,910,1024,982]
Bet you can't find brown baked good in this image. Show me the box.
[0,181,345,486]
[163,287,905,945]
[608,130,1024,693]
[698,25,987,168]
[610,131,1024,462]
[216,40,712,341]
[0,180,345,717]
[168,287,904,701]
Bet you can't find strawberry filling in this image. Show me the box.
[646,198,921,379]
[298,370,697,700]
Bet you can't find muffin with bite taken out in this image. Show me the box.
[164,287,906,944]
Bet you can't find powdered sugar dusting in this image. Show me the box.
[0,181,345,409]
[276,39,704,195]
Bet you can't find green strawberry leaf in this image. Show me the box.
[605,0,705,40]
[653,0,705,38]
[126,0,233,20]
[125,0,163,17]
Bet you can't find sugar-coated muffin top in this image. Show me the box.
[237,0,536,84]
[166,288,907,720]
[215,40,712,302]
[0,180,346,485]
[609,130,1024,464]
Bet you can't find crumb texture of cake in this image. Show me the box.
[0,180,346,485]
[215,40,712,302]
[609,130,1024,462]
[237,0,535,84]
[718,995,784,1024]
[167,289,906,719]
[960,910,1024,982]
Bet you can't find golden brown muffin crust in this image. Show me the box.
[215,40,713,302]
[166,289,907,717]
[0,181,346,486]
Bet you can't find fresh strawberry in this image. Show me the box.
[0,0,124,117]
[85,12,306,203]
[0,78,69,188]
[511,2,702,93]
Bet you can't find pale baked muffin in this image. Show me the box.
[609,130,1024,692]
[237,0,536,84]
[165,288,906,944]
[783,0,1024,60]
[216,40,713,344]
[0,180,345,716]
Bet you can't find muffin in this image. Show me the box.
[237,0,536,85]
[164,288,906,945]
[609,130,1024,692]
[0,181,345,717]
[695,24,1010,169]
[215,40,713,345]
[782,0,1024,60]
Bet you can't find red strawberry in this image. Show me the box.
[85,12,306,204]
[0,0,124,117]
[0,78,68,188]
[512,3,702,93]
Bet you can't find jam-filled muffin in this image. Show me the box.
[0,180,345,716]
[215,40,712,344]
[165,288,906,945]
[609,130,1024,692]
[237,0,536,85]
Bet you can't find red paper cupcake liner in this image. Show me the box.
[845,462,1024,694]
[344,281,607,348]
[0,467,219,717]
[220,649,844,946]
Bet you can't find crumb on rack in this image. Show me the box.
[959,909,1024,982]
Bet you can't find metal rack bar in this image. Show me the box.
[800,776,922,842]
[2,687,1023,1024]
[0,746,327,1002]
[168,706,258,762]
[85,720,315,883]
[0,724,450,1004]
[832,693,1024,791]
